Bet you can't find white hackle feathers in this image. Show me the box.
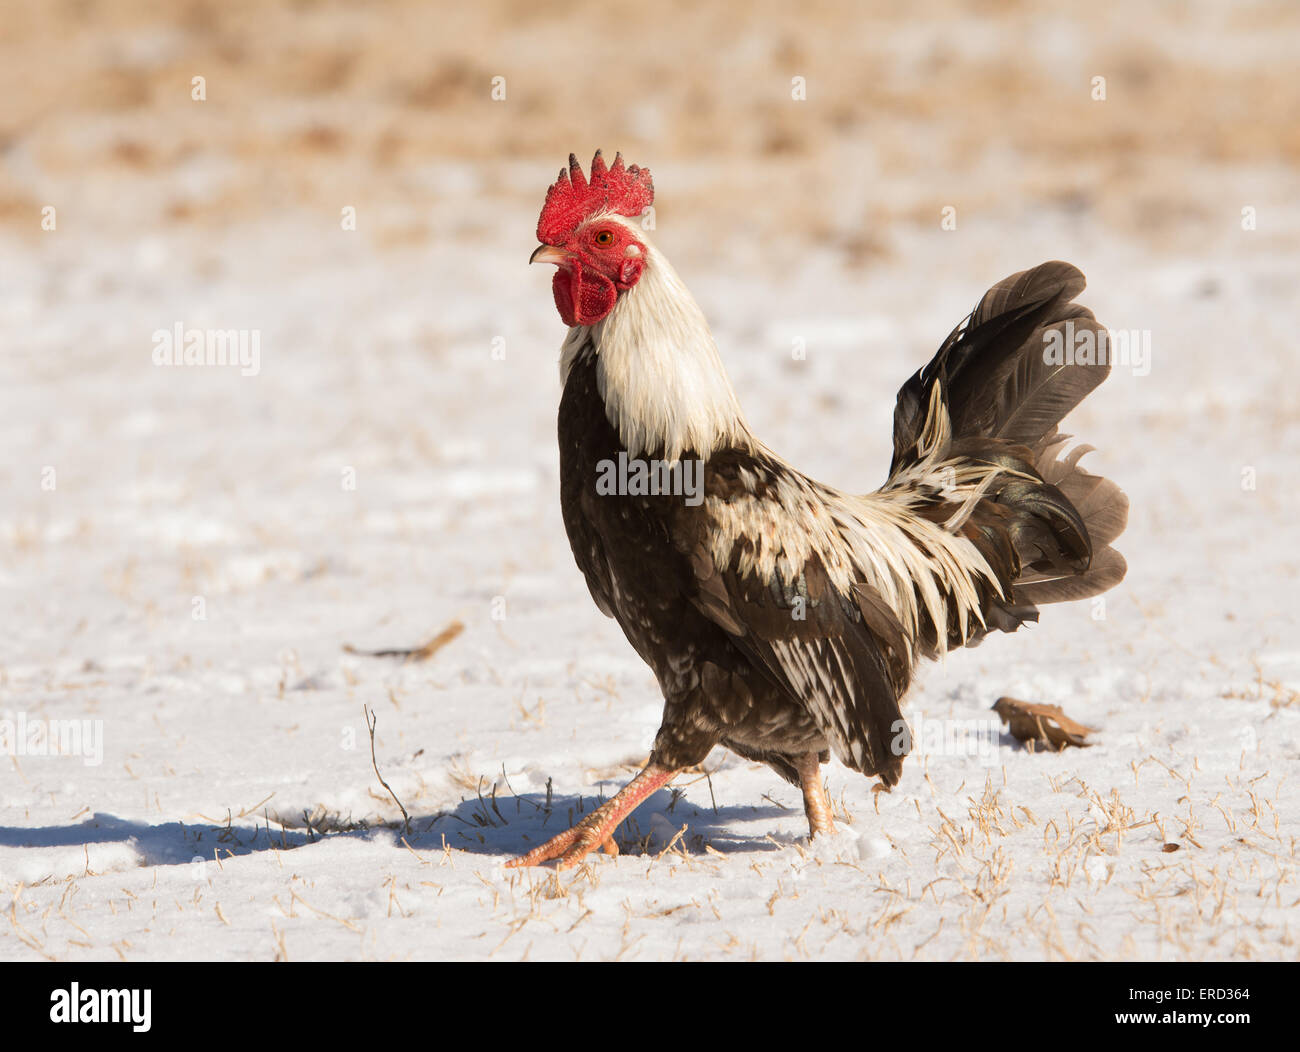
[560,218,751,464]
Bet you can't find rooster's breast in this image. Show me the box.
[555,347,828,772]
[556,347,697,661]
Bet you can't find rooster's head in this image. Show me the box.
[531,150,654,327]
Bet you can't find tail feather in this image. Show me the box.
[889,261,1128,640]
[1016,439,1129,604]
[893,261,1109,465]
[1016,545,1127,605]
[1044,447,1129,550]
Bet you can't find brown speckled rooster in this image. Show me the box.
[509,152,1127,869]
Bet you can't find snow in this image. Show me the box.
[2,0,1299,961]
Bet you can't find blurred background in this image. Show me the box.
[3,0,1298,241]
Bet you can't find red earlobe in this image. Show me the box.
[617,258,644,289]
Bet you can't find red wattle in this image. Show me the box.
[553,265,617,327]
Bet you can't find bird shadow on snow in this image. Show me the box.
[409,785,793,860]
[0,787,792,877]
[0,812,323,874]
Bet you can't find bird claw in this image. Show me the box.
[504,762,677,869]
[505,819,619,870]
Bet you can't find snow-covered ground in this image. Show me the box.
[2,0,1298,960]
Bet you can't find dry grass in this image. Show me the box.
[364,742,1300,961]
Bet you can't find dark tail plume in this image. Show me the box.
[891,262,1129,638]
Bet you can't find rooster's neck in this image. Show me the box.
[560,238,751,464]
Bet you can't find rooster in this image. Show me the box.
[508,151,1127,869]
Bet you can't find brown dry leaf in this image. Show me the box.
[344,620,464,662]
[991,696,1097,750]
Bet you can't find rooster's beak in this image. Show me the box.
[530,244,567,266]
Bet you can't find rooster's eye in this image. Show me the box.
[593,230,615,247]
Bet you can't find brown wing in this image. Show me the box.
[674,457,911,786]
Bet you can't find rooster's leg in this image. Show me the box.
[506,761,678,869]
[793,752,836,839]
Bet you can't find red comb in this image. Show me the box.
[537,150,654,245]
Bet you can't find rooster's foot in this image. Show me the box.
[506,761,677,869]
